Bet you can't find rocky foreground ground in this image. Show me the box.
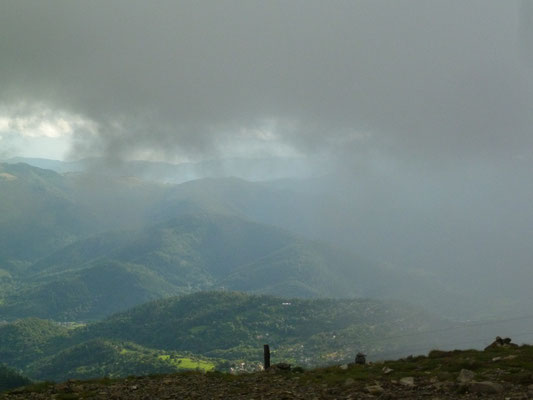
[2,344,533,399]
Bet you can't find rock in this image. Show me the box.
[344,378,355,386]
[399,377,415,387]
[492,356,502,362]
[485,336,505,350]
[382,367,393,374]
[268,363,292,373]
[468,381,504,394]
[340,364,349,370]
[457,369,475,383]
[485,336,518,350]
[365,384,384,395]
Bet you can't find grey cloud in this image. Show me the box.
[0,0,531,162]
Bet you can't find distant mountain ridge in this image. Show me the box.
[0,212,407,320]
[4,156,315,183]
[0,161,463,322]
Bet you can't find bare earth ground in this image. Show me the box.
[2,345,533,399]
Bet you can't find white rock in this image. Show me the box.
[344,378,355,386]
[399,377,415,387]
[457,369,475,383]
[366,384,384,395]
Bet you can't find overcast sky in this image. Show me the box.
[0,0,532,165]
[2,1,533,319]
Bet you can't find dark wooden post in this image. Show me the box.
[263,344,270,369]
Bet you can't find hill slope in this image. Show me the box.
[1,211,429,321]
[3,345,533,399]
[0,292,448,381]
[1,262,178,320]
[0,163,470,320]
[0,366,30,393]
[79,292,445,365]
[0,163,94,269]
[24,339,216,382]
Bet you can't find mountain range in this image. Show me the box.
[0,161,445,321]
[1,161,532,384]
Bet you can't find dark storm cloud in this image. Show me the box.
[0,0,531,161]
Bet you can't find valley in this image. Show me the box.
[0,161,531,388]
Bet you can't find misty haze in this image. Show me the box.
[0,1,533,398]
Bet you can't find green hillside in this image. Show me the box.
[0,163,94,268]
[80,292,444,365]
[0,318,69,368]
[24,339,215,382]
[0,292,447,381]
[0,365,31,393]
[0,163,168,270]
[2,212,401,320]
[32,213,293,284]
[0,163,460,321]
[1,262,179,320]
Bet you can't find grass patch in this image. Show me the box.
[157,355,215,371]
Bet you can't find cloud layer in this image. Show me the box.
[1,1,532,163]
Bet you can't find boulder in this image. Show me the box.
[399,377,415,387]
[366,384,385,395]
[382,367,393,374]
[485,336,518,350]
[457,369,475,383]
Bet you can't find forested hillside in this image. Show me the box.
[0,164,438,321]
[0,366,30,393]
[0,292,450,382]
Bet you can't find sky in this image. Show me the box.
[1,1,533,319]
[0,0,532,166]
